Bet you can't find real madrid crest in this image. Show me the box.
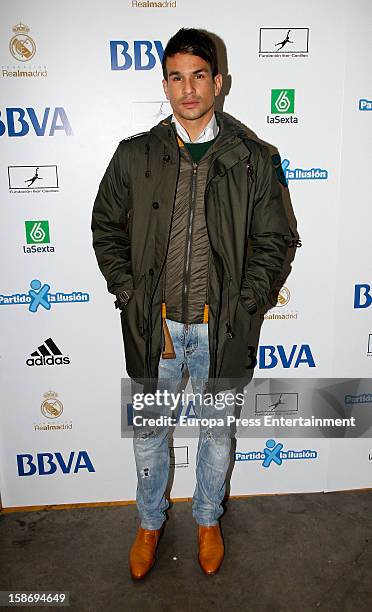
[41,391,63,418]
[276,286,290,307]
[269,285,290,307]
[10,22,36,62]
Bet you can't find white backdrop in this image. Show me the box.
[0,0,371,508]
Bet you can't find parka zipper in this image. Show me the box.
[182,162,198,322]
[225,274,234,338]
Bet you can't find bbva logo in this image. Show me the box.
[0,107,73,137]
[110,40,164,70]
[248,344,316,369]
[17,451,95,476]
[354,284,372,309]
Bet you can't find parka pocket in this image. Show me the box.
[135,273,147,338]
[238,296,255,316]
[121,273,146,338]
[127,208,134,240]
[120,299,147,379]
[235,297,253,336]
[121,207,134,240]
[225,275,253,338]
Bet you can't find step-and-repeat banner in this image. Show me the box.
[0,0,371,507]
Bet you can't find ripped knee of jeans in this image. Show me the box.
[135,429,157,440]
[201,427,231,443]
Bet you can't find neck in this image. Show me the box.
[174,108,214,142]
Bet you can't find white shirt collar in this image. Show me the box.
[171,113,219,143]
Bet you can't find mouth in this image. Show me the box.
[182,100,199,108]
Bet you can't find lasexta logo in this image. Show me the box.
[271,89,295,114]
[23,222,55,254]
[25,221,49,244]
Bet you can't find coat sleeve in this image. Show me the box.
[240,145,291,313]
[91,142,134,296]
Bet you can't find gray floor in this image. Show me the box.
[1,491,372,612]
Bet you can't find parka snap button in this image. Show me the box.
[152,202,159,209]
[149,268,154,276]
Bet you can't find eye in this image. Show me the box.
[172,76,181,81]
[195,73,204,79]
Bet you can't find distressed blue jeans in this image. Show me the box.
[132,318,234,530]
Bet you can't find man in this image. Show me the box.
[91,28,290,579]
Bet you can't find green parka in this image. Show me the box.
[91,112,291,391]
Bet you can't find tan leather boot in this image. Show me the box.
[129,526,163,580]
[198,524,225,575]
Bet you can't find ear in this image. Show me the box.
[162,78,169,100]
[214,73,223,97]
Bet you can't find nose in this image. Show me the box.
[183,76,195,95]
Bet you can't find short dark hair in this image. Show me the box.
[162,28,219,79]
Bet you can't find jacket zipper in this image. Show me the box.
[182,162,198,322]
[225,274,234,338]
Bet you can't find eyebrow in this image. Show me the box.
[168,68,209,77]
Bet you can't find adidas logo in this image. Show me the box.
[26,338,70,366]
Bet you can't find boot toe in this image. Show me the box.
[198,524,225,575]
[129,526,162,580]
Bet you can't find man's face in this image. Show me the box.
[162,52,222,124]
